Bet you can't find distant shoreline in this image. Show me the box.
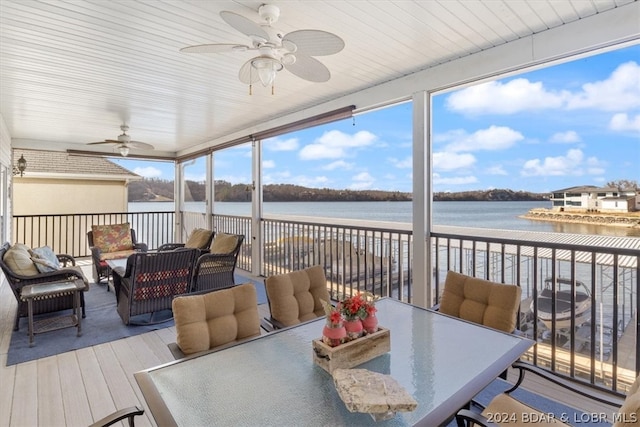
[521,209,640,229]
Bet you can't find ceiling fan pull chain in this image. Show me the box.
[271,83,275,95]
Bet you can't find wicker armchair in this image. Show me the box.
[157,228,215,254]
[190,234,244,294]
[113,248,199,325]
[87,223,148,284]
[0,242,89,331]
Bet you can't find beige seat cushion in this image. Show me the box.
[483,393,568,426]
[4,243,39,276]
[210,233,238,254]
[99,250,136,261]
[439,271,522,333]
[185,228,213,249]
[91,223,133,253]
[172,283,260,355]
[265,265,329,327]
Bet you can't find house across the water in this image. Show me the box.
[550,185,640,213]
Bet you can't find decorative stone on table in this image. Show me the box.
[332,368,418,421]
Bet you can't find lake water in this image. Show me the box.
[129,200,640,237]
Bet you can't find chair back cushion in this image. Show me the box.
[91,223,133,253]
[185,228,214,249]
[614,374,640,427]
[210,233,239,254]
[439,271,522,333]
[3,243,39,276]
[173,283,260,355]
[265,265,329,327]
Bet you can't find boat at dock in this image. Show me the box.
[534,277,591,330]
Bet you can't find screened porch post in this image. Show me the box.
[412,90,432,308]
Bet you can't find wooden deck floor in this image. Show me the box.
[0,262,623,426]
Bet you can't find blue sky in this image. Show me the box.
[113,44,639,194]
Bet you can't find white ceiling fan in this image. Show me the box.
[180,4,344,91]
[88,125,154,157]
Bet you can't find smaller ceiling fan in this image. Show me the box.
[180,4,344,92]
[88,125,154,157]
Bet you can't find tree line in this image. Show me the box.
[128,179,553,202]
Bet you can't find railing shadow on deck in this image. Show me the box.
[12,210,640,397]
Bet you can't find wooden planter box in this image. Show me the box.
[312,327,390,374]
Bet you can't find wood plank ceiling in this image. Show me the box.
[0,0,637,159]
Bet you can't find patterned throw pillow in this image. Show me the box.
[91,223,133,253]
[30,246,60,273]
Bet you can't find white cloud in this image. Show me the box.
[550,130,581,143]
[521,148,605,177]
[389,156,412,168]
[609,113,640,132]
[349,172,375,190]
[433,152,476,171]
[264,137,299,151]
[263,160,275,169]
[433,174,478,185]
[299,130,377,160]
[566,61,640,111]
[486,165,508,175]
[133,166,162,178]
[322,160,354,170]
[446,78,566,115]
[216,174,250,184]
[446,61,640,115]
[444,126,524,152]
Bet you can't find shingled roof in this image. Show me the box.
[13,149,139,178]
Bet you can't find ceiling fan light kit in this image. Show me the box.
[181,4,344,95]
[87,124,154,157]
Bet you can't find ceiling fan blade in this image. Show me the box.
[282,30,345,56]
[220,11,269,41]
[180,43,250,54]
[128,141,155,150]
[238,59,261,84]
[88,140,118,146]
[285,55,331,82]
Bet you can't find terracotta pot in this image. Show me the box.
[344,318,364,339]
[322,323,346,347]
[362,314,378,334]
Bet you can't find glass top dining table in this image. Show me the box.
[134,298,534,426]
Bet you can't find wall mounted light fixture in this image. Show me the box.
[13,154,26,177]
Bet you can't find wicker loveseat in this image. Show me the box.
[112,248,199,325]
[0,242,89,331]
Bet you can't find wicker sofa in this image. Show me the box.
[0,242,89,331]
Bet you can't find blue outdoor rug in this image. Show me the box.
[6,274,267,366]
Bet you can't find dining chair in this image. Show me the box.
[169,282,261,358]
[89,406,145,427]
[262,265,330,331]
[455,361,632,427]
[436,270,522,334]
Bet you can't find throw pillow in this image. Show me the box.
[30,246,60,273]
[210,233,238,254]
[91,223,133,253]
[3,243,39,276]
[185,228,213,249]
